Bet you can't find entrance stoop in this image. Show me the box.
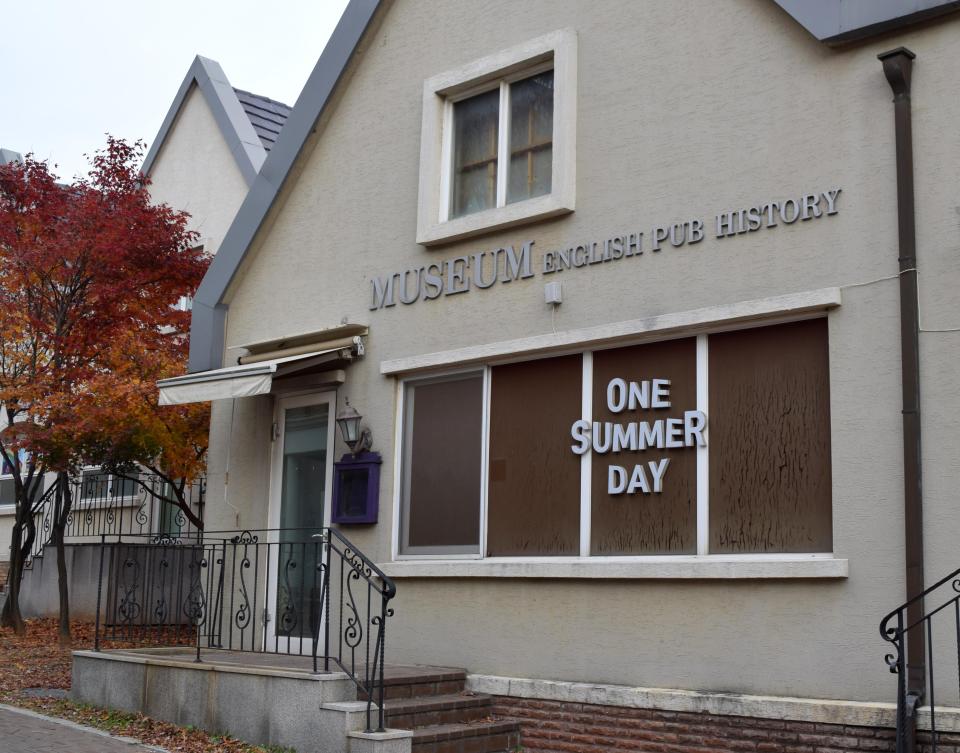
[71,649,519,753]
[373,668,521,753]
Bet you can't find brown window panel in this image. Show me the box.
[403,373,483,552]
[487,354,582,556]
[708,318,833,553]
[591,338,698,555]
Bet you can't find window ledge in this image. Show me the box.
[417,193,574,247]
[379,556,848,580]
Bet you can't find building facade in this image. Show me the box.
[159,0,960,748]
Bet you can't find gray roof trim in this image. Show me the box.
[774,0,960,45]
[142,56,266,186]
[188,0,382,373]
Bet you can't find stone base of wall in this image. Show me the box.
[492,696,957,753]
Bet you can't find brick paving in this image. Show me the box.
[0,705,165,752]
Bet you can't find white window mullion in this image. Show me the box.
[479,365,492,559]
[390,378,404,561]
[579,351,592,557]
[439,99,454,223]
[696,334,709,556]
[496,81,510,208]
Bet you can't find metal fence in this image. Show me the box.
[881,566,960,753]
[28,473,205,564]
[93,528,396,733]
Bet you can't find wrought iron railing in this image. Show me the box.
[881,566,960,753]
[27,473,205,564]
[92,528,396,733]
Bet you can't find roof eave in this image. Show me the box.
[773,0,960,46]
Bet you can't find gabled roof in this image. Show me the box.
[188,0,382,373]
[233,89,292,153]
[142,56,291,186]
[774,0,960,45]
[0,149,22,166]
[186,0,959,373]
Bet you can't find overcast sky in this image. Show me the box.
[3,0,350,181]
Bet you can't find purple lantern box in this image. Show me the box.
[331,451,382,524]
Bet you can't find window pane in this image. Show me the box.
[709,319,833,553]
[0,477,14,505]
[82,471,108,501]
[451,88,499,218]
[112,474,138,498]
[507,71,553,204]
[402,373,483,553]
[591,338,697,555]
[487,355,581,556]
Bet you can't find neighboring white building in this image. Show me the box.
[144,55,292,259]
[0,58,289,599]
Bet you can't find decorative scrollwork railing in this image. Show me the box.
[880,565,960,753]
[27,473,205,567]
[93,527,397,733]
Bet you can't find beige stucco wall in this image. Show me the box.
[147,84,250,256]
[202,0,960,703]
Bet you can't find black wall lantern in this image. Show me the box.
[335,398,372,455]
[332,398,380,524]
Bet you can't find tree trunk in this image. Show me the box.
[0,518,26,635]
[53,472,72,646]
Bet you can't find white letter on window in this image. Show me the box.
[665,418,684,448]
[607,378,627,413]
[684,410,707,446]
[627,464,651,494]
[608,465,627,494]
[648,458,670,493]
[651,379,671,408]
[570,419,591,455]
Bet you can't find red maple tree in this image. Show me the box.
[0,138,209,637]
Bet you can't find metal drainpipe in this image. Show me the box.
[878,47,925,710]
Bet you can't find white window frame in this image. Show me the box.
[416,29,577,247]
[393,367,489,559]
[77,467,143,509]
[387,289,847,577]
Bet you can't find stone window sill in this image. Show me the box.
[379,556,848,580]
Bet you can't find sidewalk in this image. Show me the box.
[0,704,166,752]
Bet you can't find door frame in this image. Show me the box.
[264,390,337,653]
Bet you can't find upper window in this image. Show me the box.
[417,30,577,246]
[449,70,554,219]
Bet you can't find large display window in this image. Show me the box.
[397,318,832,559]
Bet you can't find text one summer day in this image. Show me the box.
[569,378,706,495]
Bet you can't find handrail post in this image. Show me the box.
[94,534,106,651]
[378,591,388,732]
[324,530,331,672]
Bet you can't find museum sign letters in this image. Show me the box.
[369,188,841,310]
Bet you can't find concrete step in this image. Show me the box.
[384,692,494,728]
[411,720,521,753]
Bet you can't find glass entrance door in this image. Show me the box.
[266,392,335,652]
